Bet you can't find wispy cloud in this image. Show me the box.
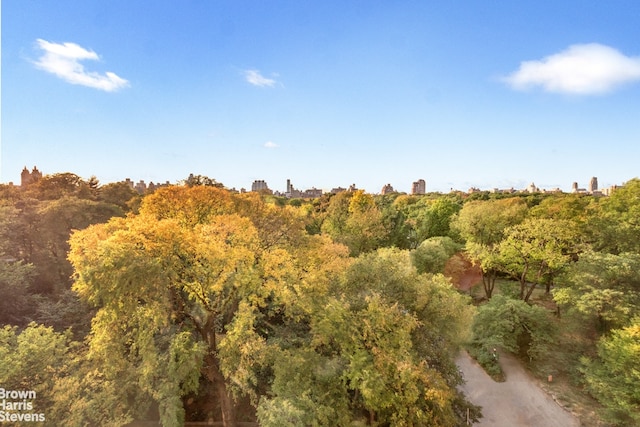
[33,39,129,92]
[503,43,640,95]
[244,69,278,87]
[264,141,279,149]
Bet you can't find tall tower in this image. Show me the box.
[21,166,42,187]
[589,177,598,193]
[411,179,426,195]
[31,166,42,181]
[21,167,30,187]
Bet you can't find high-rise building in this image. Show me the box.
[380,183,395,195]
[411,179,426,195]
[251,180,271,193]
[589,177,598,193]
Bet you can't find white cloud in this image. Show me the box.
[33,39,129,92]
[264,141,279,149]
[244,69,277,87]
[503,43,640,95]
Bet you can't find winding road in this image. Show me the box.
[456,351,580,427]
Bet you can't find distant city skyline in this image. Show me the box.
[3,2,640,194]
[13,165,623,197]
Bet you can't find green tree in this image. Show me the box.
[343,248,473,350]
[0,323,73,425]
[452,198,528,298]
[396,196,462,249]
[580,320,640,426]
[554,251,640,333]
[69,186,480,426]
[498,218,579,302]
[0,194,118,331]
[69,186,349,426]
[417,197,462,240]
[0,260,36,325]
[98,181,139,212]
[453,198,528,247]
[321,190,387,256]
[411,236,461,275]
[0,323,137,426]
[234,191,307,251]
[591,178,640,254]
[342,249,476,424]
[70,211,255,426]
[529,193,592,223]
[31,289,95,339]
[254,248,477,426]
[25,173,85,200]
[377,193,411,249]
[222,233,352,425]
[0,195,123,295]
[471,295,555,363]
[36,197,122,293]
[49,354,143,427]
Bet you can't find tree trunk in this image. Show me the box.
[482,270,496,299]
[202,349,237,427]
[523,283,537,302]
[203,318,237,427]
[524,264,545,302]
[215,360,237,427]
[519,265,529,300]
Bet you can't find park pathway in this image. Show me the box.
[456,351,581,427]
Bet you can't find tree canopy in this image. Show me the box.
[4,172,640,425]
[580,320,640,426]
[67,186,475,426]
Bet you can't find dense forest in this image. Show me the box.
[1,173,639,426]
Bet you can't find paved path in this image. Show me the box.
[456,351,580,427]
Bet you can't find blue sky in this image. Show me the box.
[2,1,640,193]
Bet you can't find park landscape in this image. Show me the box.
[4,1,640,426]
[1,173,639,426]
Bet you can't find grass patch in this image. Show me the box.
[465,343,505,382]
